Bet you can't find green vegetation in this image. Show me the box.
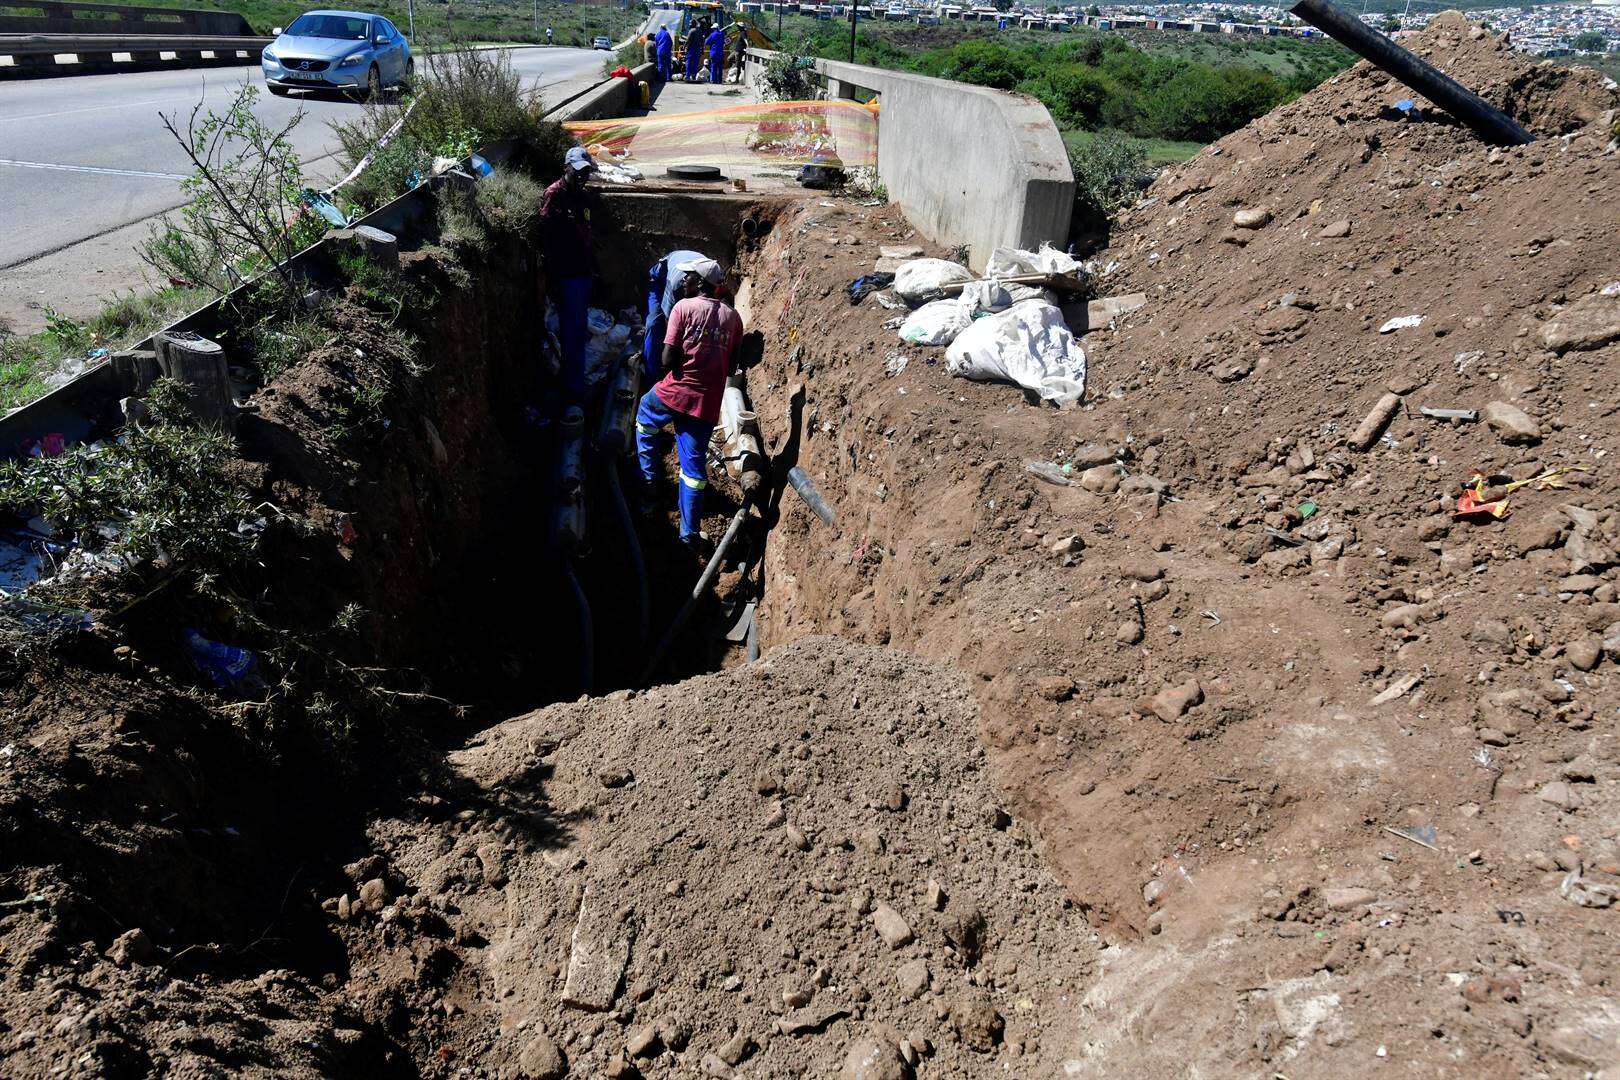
[140,84,327,296]
[0,287,210,412]
[111,0,642,47]
[330,47,572,214]
[0,377,254,578]
[766,19,1352,147]
[1571,30,1608,53]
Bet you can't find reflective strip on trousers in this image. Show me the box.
[680,471,707,489]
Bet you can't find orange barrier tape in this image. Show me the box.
[565,99,879,170]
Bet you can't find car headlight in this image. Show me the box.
[262,48,277,63]
[337,51,366,67]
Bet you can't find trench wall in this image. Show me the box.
[744,48,1074,268]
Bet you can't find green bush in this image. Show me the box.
[330,48,568,213]
[1069,129,1148,222]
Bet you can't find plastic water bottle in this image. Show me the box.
[183,629,258,687]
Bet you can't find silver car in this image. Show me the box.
[262,9,412,99]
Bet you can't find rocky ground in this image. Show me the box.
[740,12,1620,1074]
[3,10,1620,1078]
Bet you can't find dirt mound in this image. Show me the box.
[347,637,1093,1075]
[733,15,1620,1074]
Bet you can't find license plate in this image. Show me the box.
[287,71,324,81]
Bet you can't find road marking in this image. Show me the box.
[0,96,197,124]
[0,158,187,181]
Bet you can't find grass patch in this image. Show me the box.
[0,286,211,414]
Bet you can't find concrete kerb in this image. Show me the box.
[0,140,518,452]
[544,60,659,123]
[743,48,1073,269]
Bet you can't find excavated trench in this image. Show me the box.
[4,190,1109,1078]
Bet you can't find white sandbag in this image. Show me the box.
[960,279,1012,315]
[587,307,615,336]
[945,300,1087,404]
[985,242,1081,278]
[892,258,975,304]
[898,299,973,346]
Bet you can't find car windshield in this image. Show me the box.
[285,13,370,39]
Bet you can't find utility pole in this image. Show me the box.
[848,0,856,61]
[777,0,782,40]
[534,0,539,37]
[406,0,414,40]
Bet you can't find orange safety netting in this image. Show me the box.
[563,99,879,171]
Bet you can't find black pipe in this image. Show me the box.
[562,560,593,696]
[786,465,835,526]
[602,462,650,647]
[639,505,749,685]
[1290,0,1533,146]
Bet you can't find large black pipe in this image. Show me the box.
[1290,0,1533,146]
[602,463,650,648]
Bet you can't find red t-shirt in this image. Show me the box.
[656,296,742,424]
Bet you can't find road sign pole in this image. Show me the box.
[406,0,414,40]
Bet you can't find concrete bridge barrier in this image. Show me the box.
[743,48,1073,268]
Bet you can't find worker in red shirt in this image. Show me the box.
[635,257,743,555]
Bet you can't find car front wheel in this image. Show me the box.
[366,63,382,101]
[402,58,414,91]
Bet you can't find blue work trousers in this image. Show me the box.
[708,48,724,82]
[643,258,669,384]
[636,388,713,539]
[554,275,591,402]
[684,49,701,80]
[656,49,672,81]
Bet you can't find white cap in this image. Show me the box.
[676,257,724,286]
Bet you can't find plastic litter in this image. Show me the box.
[1379,314,1425,333]
[945,300,1087,404]
[899,299,973,346]
[183,629,258,688]
[892,259,975,304]
[595,162,643,184]
[846,271,895,305]
[872,291,907,311]
[1024,460,1073,486]
[587,308,616,336]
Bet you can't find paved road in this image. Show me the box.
[0,46,607,273]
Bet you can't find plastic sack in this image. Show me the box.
[892,258,974,304]
[899,299,973,346]
[945,300,1087,404]
[985,242,1081,278]
[587,308,615,336]
[960,280,1012,315]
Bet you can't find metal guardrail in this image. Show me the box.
[0,0,254,37]
[0,31,269,55]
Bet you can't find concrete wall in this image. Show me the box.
[544,61,658,122]
[744,50,1072,269]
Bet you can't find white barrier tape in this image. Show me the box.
[322,96,420,197]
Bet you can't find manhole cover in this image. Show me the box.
[667,164,723,182]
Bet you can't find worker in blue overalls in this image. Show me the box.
[643,249,710,384]
[684,19,707,81]
[705,22,726,84]
[653,24,673,82]
[636,258,743,556]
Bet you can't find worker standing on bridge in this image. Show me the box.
[705,22,726,84]
[654,23,673,82]
[635,258,743,555]
[538,147,600,405]
[684,19,707,81]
